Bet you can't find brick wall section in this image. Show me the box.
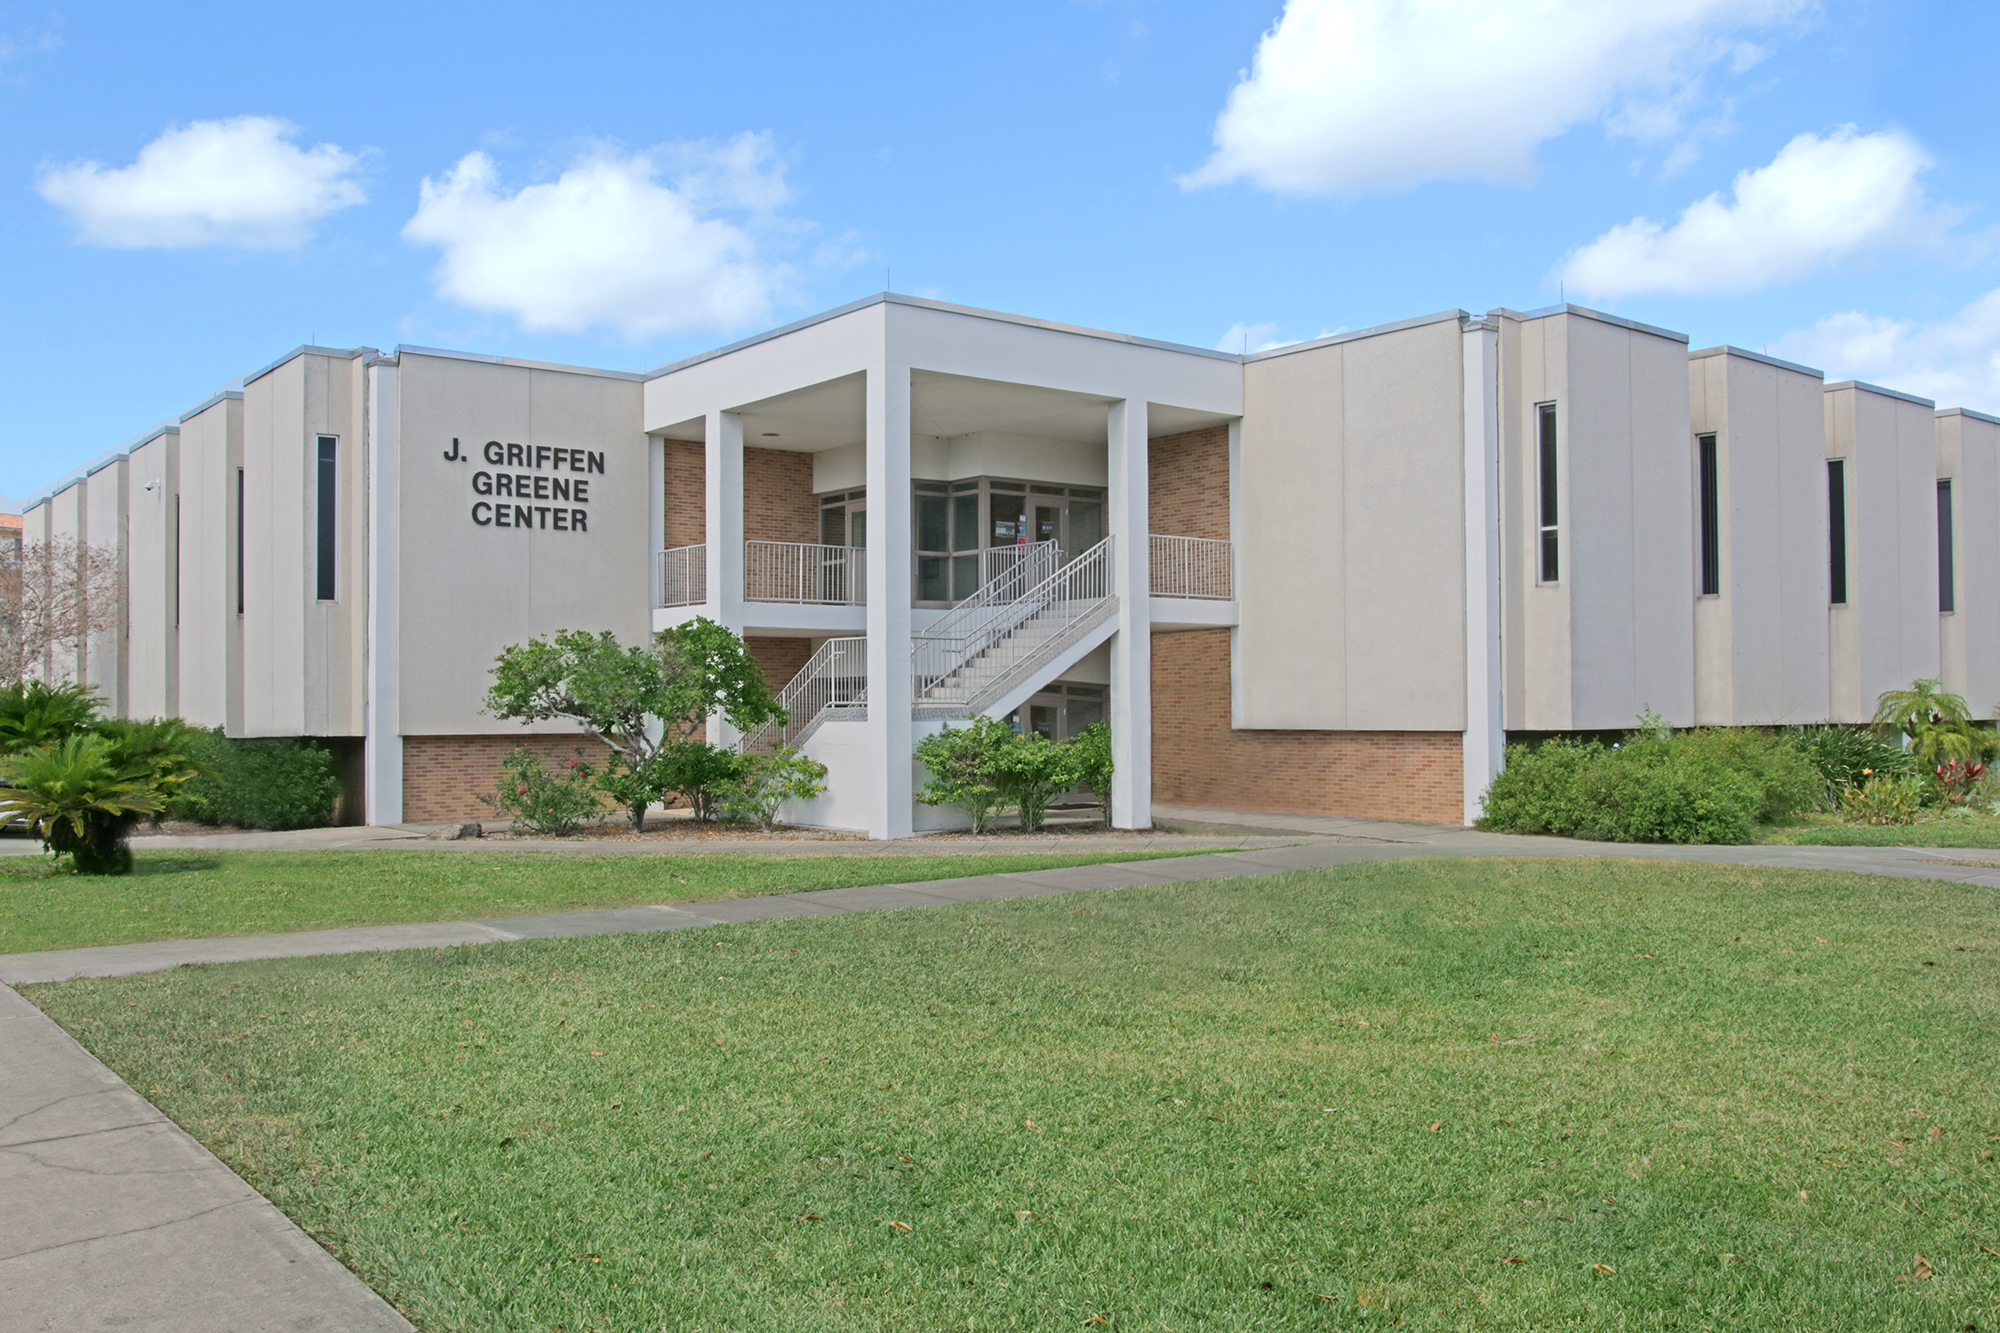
[1148,426,1230,540]
[744,447,818,544]
[662,438,704,549]
[1151,629,1462,823]
[403,733,613,823]
[747,635,814,694]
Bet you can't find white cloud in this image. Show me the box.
[402,134,794,340]
[36,117,364,249]
[1181,0,1812,196]
[1215,322,1285,353]
[1770,290,2000,412]
[1559,127,1950,298]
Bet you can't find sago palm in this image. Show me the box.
[0,733,168,874]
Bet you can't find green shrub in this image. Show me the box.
[0,680,105,752]
[1479,722,1813,845]
[1068,721,1114,824]
[1792,727,1915,807]
[1476,738,1605,836]
[653,741,747,823]
[720,746,830,830]
[989,732,1077,832]
[915,717,1016,832]
[1839,773,1927,826]
[172,731,343,831]
[0,729,198,874]
[479,747,605,835]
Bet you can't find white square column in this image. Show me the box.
[704,409,746,746]
[1461,317,1504,825]
[647,435,666,610]
[1107,398,1152,829]
[864,364,915,839]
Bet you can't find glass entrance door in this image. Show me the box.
[818,491,864,601]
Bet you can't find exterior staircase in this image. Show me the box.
[738,537,1116,753]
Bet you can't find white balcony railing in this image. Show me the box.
[745,541,866,605]
[1149,534,1233,600]
[658,544,707,607]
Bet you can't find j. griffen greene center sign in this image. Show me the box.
[443,438,605,532]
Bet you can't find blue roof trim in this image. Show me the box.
[1825,379,1936,408]
[1938,406,2000,426]
[240,344,378,389]
[395,344,647,381]
[1500,303,1690,344]
[1242,310,1471,362]
[1689,345,1823,378]
[179,388,244,423]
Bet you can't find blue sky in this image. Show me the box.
[4,0,1997,501]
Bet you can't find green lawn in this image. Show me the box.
[1762,810,2000,847]
[28,857,2000,1331]
[0,848,1200,954]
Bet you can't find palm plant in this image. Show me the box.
[0,680,105,752]
[1871,679,1995,769]
[0,729,196,874]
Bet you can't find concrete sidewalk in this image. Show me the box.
[0,983,413,1332]
[8,831,2000,986]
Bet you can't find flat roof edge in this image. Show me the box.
[1824,379,1936,407]
[396,344,646,381]
[179,388,244,423]
[1241,309,1471,362]
[1498,303,1691,344]
[1689,345,1824,378]
[1939,406,2000,426]
[643,291,1245,381]
[241,344,379,389]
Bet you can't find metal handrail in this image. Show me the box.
[913,536,1113,708]
[737,636,868,753]
[745,541,866,605]
[1148,534,1233,600]
[657,545,707,608]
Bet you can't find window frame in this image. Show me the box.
[1938,477,1955,615]
[315,435,338,602]
[1827,458,1848,606]
[1697,433,1721,597]
[1535,401,1559,584]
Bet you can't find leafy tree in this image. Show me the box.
[989,731,1078,832]
[914,716,1015,833]
[1068,721,1114,825]
[485,619,784,827]
[723,746,830,830]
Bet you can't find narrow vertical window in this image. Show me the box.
[316,435,338,601]
[1827,459,1848,606]
[1938,478,1955,614]
[174,495,181,628]
[1537,402,1559,583]
[236,468,245,615]
[1697,434,1721,596]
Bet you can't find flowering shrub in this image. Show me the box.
[479,747,606,835]
[1838,772,1927,826]
[1931,758,1988,808]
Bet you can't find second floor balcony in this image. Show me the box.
[657,533,1233,612]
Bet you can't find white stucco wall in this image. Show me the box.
[240,350,369,737]
[393,352,650,735]
[1937,409,2000,716]
[1236,314,1469,730]
[1502,308,1695,731]
[1826,382,1939,722]
[174,394,244,732]
[1688,348,1831,725]
[124,432,178,720]
[82,459,128,715]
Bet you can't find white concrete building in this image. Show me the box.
[22,294,1993,836]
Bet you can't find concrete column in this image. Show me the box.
[647,435,665,612]
[863,363,914,839]
[704,409,747,748]
[1107,398,1151,829]
[362,358,402,825]
[1461,318,1504,825]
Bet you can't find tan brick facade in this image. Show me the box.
[744,446,818,544]
[663,438,704,549]
[402,733,611,823]
[1151,629,1462,823]
[746,635,814,694]
[1149,425,1230,540]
